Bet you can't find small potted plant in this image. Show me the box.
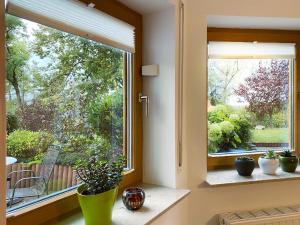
[279,149,299,173]
[258,150,279,175]
[75,155,125,225]
[235,156,255,176]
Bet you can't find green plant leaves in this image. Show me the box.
[75,155,126,195]
[208,105,252,153]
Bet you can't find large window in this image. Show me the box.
[207,41,296,157]
[5,14,132,212]
[3,1,142,223]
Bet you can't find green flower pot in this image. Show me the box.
[279,156,299,173]
[77,185,118,225]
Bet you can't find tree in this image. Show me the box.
[5,15,30,107]
[208,60,240,105]
[32,26,124,102]
[5,16,126,164]
[32,25,125,149]
[87,89,123,150]
[235,60,289,124]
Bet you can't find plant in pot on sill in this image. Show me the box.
[258,150,279,175]
[279,149,299,173]
[235,156,255,176]
[75,154,125,225]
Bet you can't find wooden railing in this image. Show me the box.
[6,163,80,192]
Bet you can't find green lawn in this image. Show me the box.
[251,128,288,143]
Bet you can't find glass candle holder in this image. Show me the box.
[122,187,145,210]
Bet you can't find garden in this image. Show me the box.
[5,14,125,199]
[208,58,291,154]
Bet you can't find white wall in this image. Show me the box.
[182,0,300,225]
[142,7,177,188]
[140,1,300,225]
[149,197,189,225]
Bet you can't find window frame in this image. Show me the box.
[207,28,300,170]
[5,1,143,224]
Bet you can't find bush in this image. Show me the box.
[228,113,252,145]
[255,111,287,128]
[208,123,222,153]
[7,130,54,162]
[208,105,231,123]
[7,113,18,134]
[57,134,111,166]
[209,121,241,153]
[87,90,123,149]
[208,106,252,153]
[272,112,287,128]
[17,100,56,132]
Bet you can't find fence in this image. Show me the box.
[253,142,289,148]
[6,163,81,192]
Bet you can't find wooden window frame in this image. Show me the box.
[207,28,300,171]
[5,1,143,225]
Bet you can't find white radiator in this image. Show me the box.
[219,205,300,225]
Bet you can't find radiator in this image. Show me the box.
[219,205,300,225]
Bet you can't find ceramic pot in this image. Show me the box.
[279,155,299,172]
[258,157,279,175]
[235,158,255,176]
[77,185,118,225]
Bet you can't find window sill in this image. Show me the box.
[206,166,300,186]
[43,183,190,225]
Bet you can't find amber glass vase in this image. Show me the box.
[122,187,145,210]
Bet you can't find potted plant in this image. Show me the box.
[279,149,299,172]
[258,150,279,175]
[235,156,255,176]
[75,155,125,225]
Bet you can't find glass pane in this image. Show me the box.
[5,14,128,211]
[208,54,294,155]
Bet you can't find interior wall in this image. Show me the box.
[149,197,189,225]
[142,6,177,188]
[182,0,300,225]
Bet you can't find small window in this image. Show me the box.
[207,41,295,156]
[5,14,133,212]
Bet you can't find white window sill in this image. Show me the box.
[50,184,190,225]
[206,166,300,186]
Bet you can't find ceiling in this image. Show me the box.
[117,0,172,15]
[207,16,300,30]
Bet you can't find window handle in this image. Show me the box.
[138,93,149,117]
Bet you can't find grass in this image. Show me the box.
[251,128,288,143]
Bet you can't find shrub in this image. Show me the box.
[57,134,111,166]
[208,123,222,153]
[7,113,18,134]
[16,100,56,132]
[272,112,287,128]
[228,113,252,146]
[208,105,231,123]
[219,121,234,135]
[87,90,123,149]
[7,130,54,162]
[208,123,222,142]
[208,121,241,153]
[257,111,287,128]
[218,121,241,150]
[208,106,252,153]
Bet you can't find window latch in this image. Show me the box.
[138,93,149,117]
